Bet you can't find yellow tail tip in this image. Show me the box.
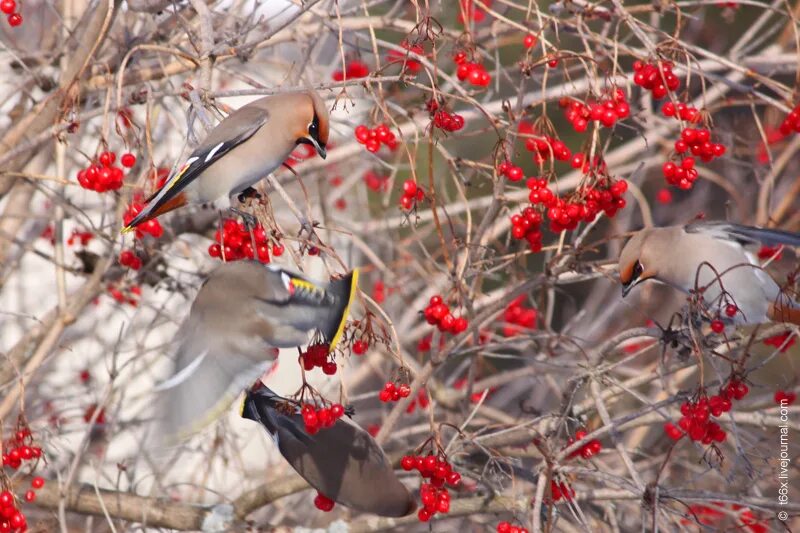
[329,268,359,352]
[120,225,134,235]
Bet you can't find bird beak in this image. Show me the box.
[306,136,327,159]
[621,280,636,298]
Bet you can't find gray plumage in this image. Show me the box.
[241,386,415,517]
[157,261,357,442]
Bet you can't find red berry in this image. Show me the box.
[24,491,35,502]
[31,477,44,489]
[314,492,335,512]
[725,304,737,317]
[0,0,14,14]
[7,12,20,26]
[120,153,136,168]
[523,34,537,48]
[710,319,725,334]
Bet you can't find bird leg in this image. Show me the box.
[228,207,258,228]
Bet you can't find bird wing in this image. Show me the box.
[241,387,415,517]
[156,320,276,444]
[686,222,800,248]
[254,265,331,307]
[125,106,271,230]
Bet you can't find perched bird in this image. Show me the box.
[241,385,415,517]
[618,221,800,325]
[122,90,329,233]
[155,261,358,441]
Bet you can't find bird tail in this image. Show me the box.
[121,191,187,234]
[769,301,800,326]
[321,269,359,351]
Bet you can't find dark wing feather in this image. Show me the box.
[126,107,270,229]
[686,221,800,247]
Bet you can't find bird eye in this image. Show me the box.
[633,260,644,278]
[308,116,319,136]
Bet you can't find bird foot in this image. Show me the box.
[229,207,258,228]
[237,186,262,204]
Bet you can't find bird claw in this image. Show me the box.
[229,207,258,228]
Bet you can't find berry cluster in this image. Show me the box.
[372,280,387,304]
[497,521,529,533]
[400,453,461,522]
[0,489,27,532]
[565,429,602,460]
[774,390,796,405]
[122,201,164,240]
[208,219,283,263]
[662,127,726,189]
[0,0,21,27]
[2,429,42,471]
[524,135,572,163]
[778,103,800,135]
[386,42,424,75]
[301,403,345,435]
[119,249,143,270]
[454,52,491,87]
[332,60,369,81]
[550,479,575,501]
[363,170,389,192]
[66,228,94,247]
[423,295,469,335]
[354,124,398,153]
[76,151,135,192]
[664,381,749,443]
[300,342,337,375]
[405,388,431,414]
[528,176,627,232]
[661,101,700,123]
[497,161,525,182]
[313,491,335,512]
[502,295,537,336]
[400,179,425,211]
[432,111,465,132]
[559,90,630,132]
[632,60,680,99]
[106,282,141,307]
[510,207,543,253]
[379,381,411,403]
[457,0,492,24]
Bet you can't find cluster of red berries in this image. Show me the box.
[502,296,537,336]
[379,381,411,403]
[208,219,283,263]
[372,280,388,304]
[313,491,335,512]
[66,228,94,247]
[332,60,369,81]
[363,170,389,192]
[454,52,491,87]
[632,60,680,99]
[83,404,107,425]
[569,152,608,174]
[710,303,739,333]
[524,135,572,163]
[565,429,602,460]
[497,521,529,533]
[497,161,525,182]
[0,0,21,27]
[778,103,800,135]
[550,479,575,501]
[122,201,163,240]
[300,343,337,375]
[386,42,424,75]
[664,380,749,443]
[510,207,543,253]
[301,403,345,435]
[528,176,627,232]
[76,151,135,192]
[560,91,630,132]
[119,249,143,270]
[354,124,398,153]
[400,453,461,522]
[285,143,317,169]
[2,429,42,471]
[661,101,700,122]
[662,128,726,189]
[405,388,431,413]
[432,111,465,132]
[106,282,141,307]
[423,295,469,335]
[0,488,29,532]
[400,179,425,211]
[775,390,796,405]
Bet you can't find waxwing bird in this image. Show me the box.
[122,90,329,233]
[618,221,800,325]
[241,386,415,517]
[156,261,358,441]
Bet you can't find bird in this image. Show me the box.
[618,221,800,325]
[155,261,358,442]
[122,90,329,233]
[240,385,415,517]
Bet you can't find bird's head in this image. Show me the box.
[618,230,659,297]
[294,91,330,159]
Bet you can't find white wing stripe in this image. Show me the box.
[205,142,225,163]
[154,349,209,391]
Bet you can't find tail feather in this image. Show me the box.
[322,269,359,350]
[769,302,800,326]
[122,191,187,233]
